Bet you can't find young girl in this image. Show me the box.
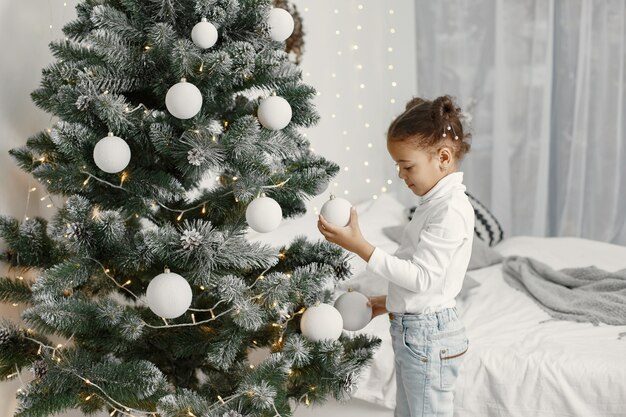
[318,95,474,417]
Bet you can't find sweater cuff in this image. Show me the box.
[365,247,388,278]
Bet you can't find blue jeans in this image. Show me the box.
[389,307,468,417]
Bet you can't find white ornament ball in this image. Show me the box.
[246,196,282,233]
[93,133,131,174]
[334,291,373,331]
[165,79,203,119]
[320,196,352,227]
[268,8,295,42]
[257,96,292,130]
[300,303,343,342]
[191,18,218,49]
[146,270,192,319]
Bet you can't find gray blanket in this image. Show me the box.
[502,256,626,326]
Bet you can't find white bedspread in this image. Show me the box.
[454,237,626,417]
[247,194,626,416]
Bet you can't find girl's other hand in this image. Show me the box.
[367,295,388,318]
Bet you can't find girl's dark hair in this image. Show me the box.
[387,95,471,161]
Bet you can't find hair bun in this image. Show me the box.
[405,97,428,111]
[431,95,460,128]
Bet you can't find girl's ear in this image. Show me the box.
[439,147,452,171]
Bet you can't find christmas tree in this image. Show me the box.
[0,1,380,416]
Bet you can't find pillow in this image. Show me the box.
[407,191,504,247]
[467,234,504,270]
[382,223,503,271]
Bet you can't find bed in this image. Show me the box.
[247,193,626,417]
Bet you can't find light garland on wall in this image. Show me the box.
[300,0,404,213]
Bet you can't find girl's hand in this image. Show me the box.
[367,295,388,318]
[318,207,375,261]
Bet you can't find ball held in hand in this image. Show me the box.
[334,290,373,331]
[93,133,131,174]
[320,195,352,227]
[300,303,343,342]
[146,270,192,319]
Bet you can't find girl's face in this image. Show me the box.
[387,139,451,196]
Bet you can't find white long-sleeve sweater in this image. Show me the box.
[365,172,475,314]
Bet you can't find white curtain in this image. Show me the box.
[414,0,626,245]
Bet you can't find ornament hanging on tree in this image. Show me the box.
[30,359,48,379]
[257,95,292,130]
[191,18,218,49]
[300,302,343,342]
[93,132,131,174]
[268,8,295,42]
[0,328,11,345]
[333,289,372,331]
[165,78,203,120]
[180,228,203,250]
[246,194,282,233]
[320,195,352,227]
[146,268,192,319]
